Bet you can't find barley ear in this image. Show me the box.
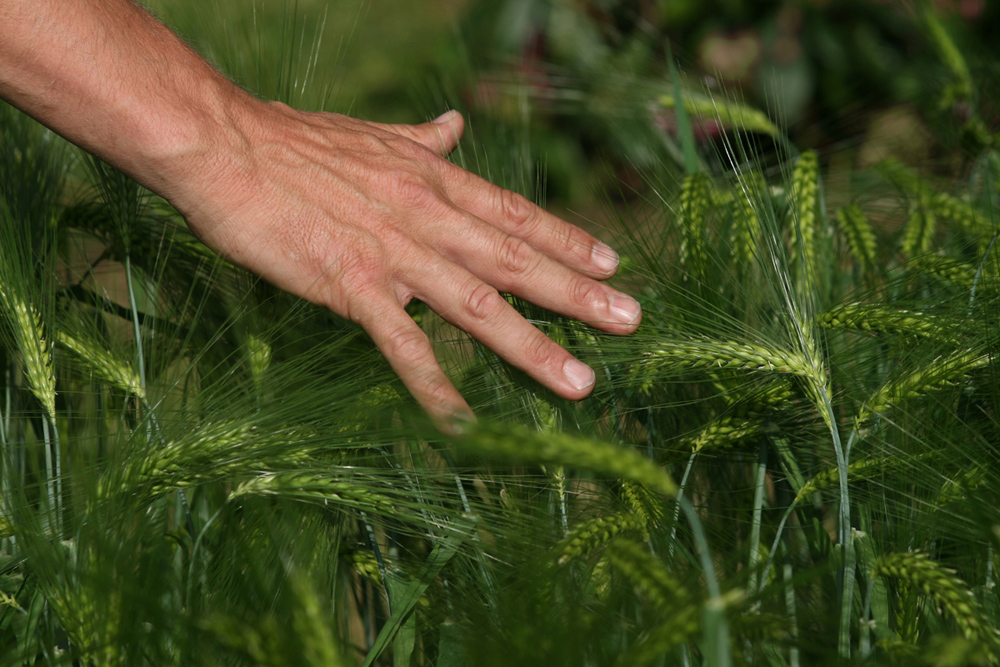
[730,170,766,271]
[677,172,711,279]
[456,421,677,496]
[620,481,664,536]
[789,151,820,289]
[910,255,976,290]
[605,538,689,612]
[57,328,146,401]
[902,192,937,258]
[856,349,989,426]
[873,551,1000,656]
[0,287,56,419]
[557,514,647,565]
[835,204,877,273]
[680,415,762,454]
[818,303,957,344]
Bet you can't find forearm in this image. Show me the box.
[0,0,249,197]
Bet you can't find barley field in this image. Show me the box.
[1,1,999,665]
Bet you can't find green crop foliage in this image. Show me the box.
[2,2,1000,666]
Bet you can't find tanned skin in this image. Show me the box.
[0,0,641,422]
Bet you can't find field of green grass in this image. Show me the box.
[2,1,1000,665]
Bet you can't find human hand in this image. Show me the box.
[164,102,641,421]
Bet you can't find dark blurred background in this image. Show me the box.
[151,0,1000,214]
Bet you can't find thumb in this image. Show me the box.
[390,110,465,156]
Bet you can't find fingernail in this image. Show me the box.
[444,410,477,436]
[591,242,620,274]
[609,294,641,325]
[433,110,457,124]
[563,358,595,391]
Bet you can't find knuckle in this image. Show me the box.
[336,240,386,287]
[496,235,538,277]
[523,331,563,370]
[327,251,386,319]
[384,325,431,364]
[383,171,441,211]
[497,188,535,230]
[385,132,435,161]
[569,275,605,310]
[461,282,505,322]
[559,227,589,256]
[420,372,457,407]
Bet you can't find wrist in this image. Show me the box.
[134,73,259,207]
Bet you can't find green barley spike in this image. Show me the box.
[620,481,663,538]
[902,193,937,257]
[835,205,877,273]
[677,172,710,278]
[0,286,56,419]
[642,337,826,388]
[57,328,145,401]
[818,303,957,343]
[680,415,762,454]
[245,332,273,390]
[557,514,647,565]
[920,4,974,105]
[604,538,689,612]
[346,548,384,587]
[877,158,929,196]
[455,421,678,497]
[873,552,999,656]
[730,171,765,270]
[934,465,987,508]
[232,472,397,515]
[794,453,937,504]
[931,192,991,239]
[790,151,820,288]
[857,349,989,426]
[911,255,976,290]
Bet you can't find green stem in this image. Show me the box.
[0,363,8,553]
[679,497,731,667]
[839,529,858,659]
[668,453,697,564]
[818,385,853,659]
[784,559,801,667]
[760,500,796,595]
[748,440,768,594]
[125,254,147,387]
[41,416,61,535]
[860,575,875,660]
